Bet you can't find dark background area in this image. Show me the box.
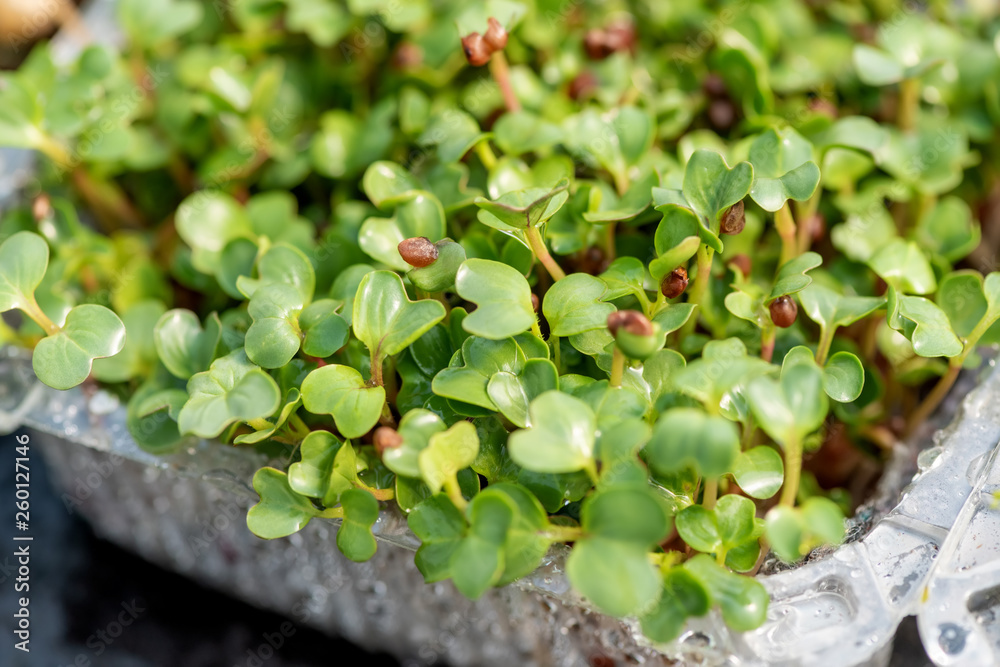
[0,428,400,667]
[0,427,930,667]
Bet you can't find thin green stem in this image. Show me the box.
[247,418,273,432]
[475,140,498,170]
[288,413,311,439]
[531,320,543,339]
[815,326,835,366]
[604,221,618,261]
[20,297,60,336]
[680,244,714,338]
[584,460,600,486]
[610,347,626,388]
[544,525,585,542]
[525,225,567,281]
[775,204,797,267]
[898,77,919,133]
[444,474,468,511]
[318,507,344,520]
[779,435,803,507]
[760,323,776,363]
[703,477,718,510]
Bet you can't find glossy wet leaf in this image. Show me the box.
[247,468,319,539]
[676,494,756,556]
[382,409,447,479]
[299,300,350,358]
[487,359,559,428]
[455,259,536,340]
[765,497,845,562]
[301,364,386,438]
[33,305,127,390]
[359,194,446,271]
[245,283,305,369]
[353,270,446,365]
[175,192,252,274]
[646,408,740,479]
[583,486,671,546]
[237,243,316,303]
[431,336,526,411]
[91,300,165,383]
[337,489,379,562]
[768,252,822,301]
[543,273,616,337]
[681,149,754,230]
[824,351,865,402]
[675,338,773,409]
[450,492,513,599]
[733,447,784,499]
[798,285,884,335]
[508,391,597,474]
[126,380,186,454]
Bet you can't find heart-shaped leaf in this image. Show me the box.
[682,149,754,231]
[301,364,386,438]
[915,196,981,263]
[646,408,740,478]
[685,555,768,631]
[675,338,773,409]
[582,486,671,546]
[337,489,379,562]
[363,161,421,209]
[419,421,480,494]
[868,239,936,295]
[455,259,536,340]
[475,180,570,233]
[732,447,784,499]
[450,492,513,599]
[175,191,252,274]
[566,538,661,617]
[431,336,527,412]
[486,359,559,428]
[639,568,711,642]
[299,300,350,358]
[543,273,616,337]
[748,128,821,212]
[247,467,319,539]
[0,231,48,313]
[382,409,447,478]
[245,283,305,369]
[177,349,281,438]
[237,243,315,303]
[887,288,963,358]
[799,285,885,338]
[359,193,446,271]
[91,300,166,383]
[353,270,446,367]
[33,304,127,390]
[154,309,222,380]
[288,431,356,506]
[508,391,597,475]
[408,493,466,582]
[747,360,828,447]
[768,252,822,301]
[676,494,756,556]
[765,496,845,562]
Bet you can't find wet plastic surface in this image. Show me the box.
[3,348,999,666]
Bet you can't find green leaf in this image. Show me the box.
[682,150,754,230]
[685,555,768,631]
[431,336,526,411]
[824,351,865,402]
[937,271,997,339]
[915,197,981,263]
[382,409,447,479]
[288,431,356,506]
[639,568,711,642]
[418,109,487,163]
[486,359,559,428]
[566,538,661,617]
[247,468,318,539]
[91,300,166,383]
[154,309,222,380]
[237,243,315,303]
[245,283,305,369]
[126,380,186,454]
[299,300,350,358]
[853,44,905,86]
[646,408,740,479]
[868,239,936,295]
[768,252,822,301]
[748,128,820,212]
[747,361,828,447]
[301,364,386,439]
[363,161,421,209]
[118,0,204,46]
[455,259,536,340]
[337,489,379,562]
[733,447,784,499]
[543,274,616,337]
[359,194,446,271]
[674,338,773,409]
[418,421,480,494]
[175,192,252,274]
[408,494,466,582]
[0,231,47,313]
[485,483,550,584]
[177,349,281,438]
[450,492,513,599]
[582,487,671,546]
[676,495,756,556]
[33,305,127,390]
[798,285,884,334]
[765,497,845,562]
[887,288,963,358]
[475,180,570,232]
[508,391,597,474]
[493,111,563,156]
[353,270,446,365]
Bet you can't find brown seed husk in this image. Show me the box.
[720,200,745,235]
[769,295,798,328]
[398,237,439,268]
[607,310,654,337]
[660,267,689,299]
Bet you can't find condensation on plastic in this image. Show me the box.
[3,346,1000,666]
